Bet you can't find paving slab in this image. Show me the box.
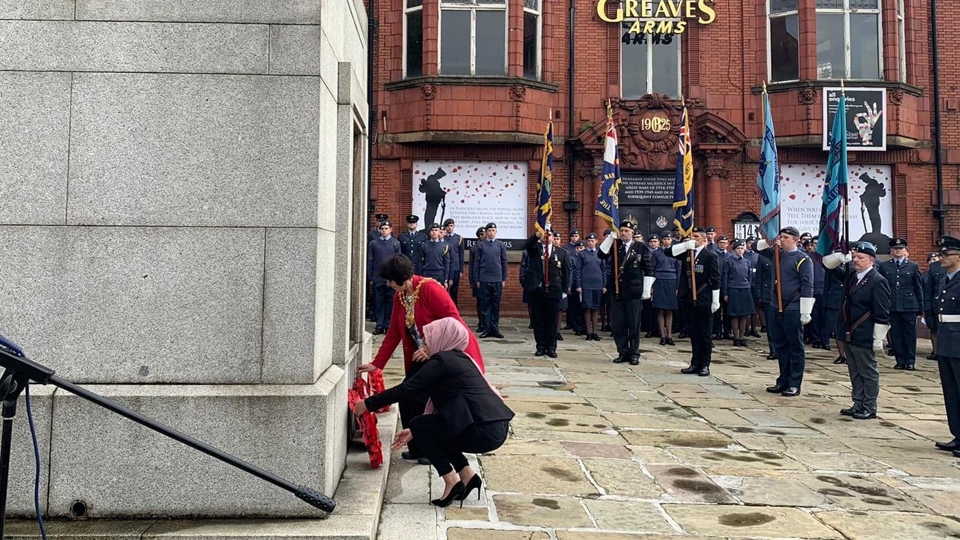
[446,530,548,540]
[560,441,633,459]
[795,473,924,511]
[646,464,737,504]
[492,495,592,528]
[582,458,663,498]
[816,510,960,540]
[621,430,735,449]
[663,505,843,539]
[714,476,826,507]
[581,500,675,533]
[481,455,597,496]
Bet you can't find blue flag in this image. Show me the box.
[595,111,620,231]
[535,121,553,234]
[673,105,694,236]
[756,92,781,242]
[817,94,848,256]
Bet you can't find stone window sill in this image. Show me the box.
[385,75,559,93]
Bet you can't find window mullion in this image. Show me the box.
[844,8,851,78]
[471,9,477,76]
[647,40,654,94]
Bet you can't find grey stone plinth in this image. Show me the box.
[47,366,347,518]
[0,0,73,19]
[0,226,265,384]
[67,73,321,228]
[270,25,322,76]
[75,0,321,24]
[0,71,71,226]
[0,21,268,74]
[5,385,54,517]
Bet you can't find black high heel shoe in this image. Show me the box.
[431,482,465,508]
[459,474,483,501]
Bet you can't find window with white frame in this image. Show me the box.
[523,0,541,80]
[440,0,507,76]
[897,0,906,81]
[404,0,423,77]
[769,0,799,82]
[620,23,681,99]
[816,0,881,80]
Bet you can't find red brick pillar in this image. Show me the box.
[703,160,729,233]
[423,0,439,76]
[798,0,817,80]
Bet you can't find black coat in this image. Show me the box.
[597,238,654,299]
[522,235,571,300]
[671,247,720,302]
[842,267,891,348]
[365,351,515,438]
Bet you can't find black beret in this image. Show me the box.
[746,235,757,242]
[375,213,388,221]
[731,239,745,249]
[569,230,580,237]
[889,237,908,248]
[485,222,497,229]
[574,241,585,247]
[619,219,636,230]
[586,232,598,239]
[429,223,441,230]
[937,235,960,252]
[379,220,391,227]
[779,226,800,237]
[704,226,715,233]
[476,227,486,236]
[692,226,706,234]
[852,241,878,258]
[406,215,419,223]
[442,218,455,226]
[717,235,728,241]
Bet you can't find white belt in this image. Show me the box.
[940,314,960,323]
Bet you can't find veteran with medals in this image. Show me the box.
[597,219,655,365]
[669,227,721,375]
[523,229,571,358]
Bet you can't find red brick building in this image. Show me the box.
[369,0,957,314]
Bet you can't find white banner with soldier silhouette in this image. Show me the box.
[411,160,529,240]
[780,164,893,253]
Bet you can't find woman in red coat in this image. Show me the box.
[358,254,484,462]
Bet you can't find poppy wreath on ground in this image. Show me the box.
[366,369,390,413]
[348,375,383,469]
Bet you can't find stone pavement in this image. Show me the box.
[372,318,960,540]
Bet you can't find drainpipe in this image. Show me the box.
[564,0,579,231]
[366,0,378,223]
[931,0,946,236]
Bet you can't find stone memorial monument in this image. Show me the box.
[0,0,369,518]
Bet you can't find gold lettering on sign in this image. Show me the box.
[641,116,671,133]
[598,0,716,34]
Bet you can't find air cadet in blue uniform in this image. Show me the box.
[722,239,755,347]
[443,218,465,307]
[743,236,762,337]
[419,223,451,285]
[367,220,401,334]
[470,226,487,332]
[575,233,609,341]
[755,226,815,396]
[824,242,891,419]
[753,251,776,359]
[564,230,586,334]
[399,214,427,265]
[366,212,390,322]
[803,238,828,348]
[822,251,848,364]
[598,220,656,365]
[472,222,508,338]
[923,251,946,360]
[368,213,389,244]
[714,235,732,339]
[651,232,680,346]
[932,236,960,457]
[669,227,721,375]
[704,227,718,252]
[879,237,923,370]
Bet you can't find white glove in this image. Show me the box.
[799,297,815,325]
[711,289,720,313]
[670,240,696,256]
[756,239,770,251]
[822,252,852,269]
[642,276,656,300]
[599,233,615,254]
[873,324,890,354]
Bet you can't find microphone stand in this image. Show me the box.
[0,340,335,538]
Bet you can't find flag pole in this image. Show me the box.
[763,81,784,314]
[607,99,620,297]
[681,94,697,305]
[840,81,849,254]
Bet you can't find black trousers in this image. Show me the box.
[889,311,918,366]
[939,355,960,440]
[472,285,486,330]
[398,362,429,456]
[611,295,642,359]
[410,415,510,476]
[684,298,713,367]
[449,275,461,307]
[530,289,560,352]
[480,282,503,333]
[767,307,805,388]
[567,292,586,333]
[373,284,394,330]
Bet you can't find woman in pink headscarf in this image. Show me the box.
[354,317,513,508]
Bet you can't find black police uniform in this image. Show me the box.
[879,238,923,369]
